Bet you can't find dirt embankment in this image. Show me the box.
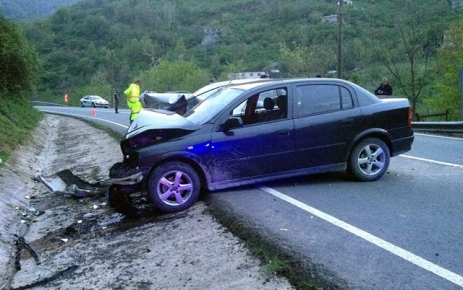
[0,115,294,290]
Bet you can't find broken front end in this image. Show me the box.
[107,109,201,216]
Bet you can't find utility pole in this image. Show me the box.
[338,0,344,79]
[459,68,463,120]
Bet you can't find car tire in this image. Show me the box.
[147,161,200,213]
[92,102,96,108]
[80,102,84,107]
[348,137,390,182]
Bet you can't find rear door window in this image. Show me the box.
[296,84,353,117]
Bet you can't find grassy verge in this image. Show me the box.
[205,198,335,290]
[0,97,43,165]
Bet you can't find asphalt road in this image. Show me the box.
[35,105,463,289]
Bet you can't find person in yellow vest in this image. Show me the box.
[124,80,142,124]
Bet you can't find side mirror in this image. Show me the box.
[221,117,243,132]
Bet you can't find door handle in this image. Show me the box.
[341,118,353,125]
[277,129,291,136]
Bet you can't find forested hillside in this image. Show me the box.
[6,0,463,119]
[0,0,82,19]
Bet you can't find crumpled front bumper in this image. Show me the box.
[108,162,145,185]
[109,171,144,185]
[107,162,146,216]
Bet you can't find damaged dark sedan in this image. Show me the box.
[108,78,414,214]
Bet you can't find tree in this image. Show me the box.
[0,16,38,97]
[142,60,209,92]
[371,0,452,117]
[429,17,463,120]
[278,42,335,77]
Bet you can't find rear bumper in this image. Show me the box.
[391,134,414,156]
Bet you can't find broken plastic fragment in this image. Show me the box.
[24,196,30,200]
[39,169,108,197]
[61,239,68,243]
[77,220,82,224]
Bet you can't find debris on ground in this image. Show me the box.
[38,169,109,198]
[1,115,294,290]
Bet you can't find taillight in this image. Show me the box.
[408,106,412,126]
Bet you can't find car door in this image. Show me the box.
[83,96,90,106]
[293,83,362,169]
[210,87,296,184]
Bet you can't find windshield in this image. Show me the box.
[192,82,226,96]
[185,82,230,110]
[185,87,244,124]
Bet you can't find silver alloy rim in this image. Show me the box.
[357,144,385,176]
[157,170,193,206]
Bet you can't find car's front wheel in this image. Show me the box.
[348,137,390,181]
[80,102,85,107]
[147,161,200,213]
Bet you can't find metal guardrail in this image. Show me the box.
[415,110,449,122]
[30,101,66,107]
[412,122,463,133]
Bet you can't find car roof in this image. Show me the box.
[224,78,360,90]
[192,78,275,96]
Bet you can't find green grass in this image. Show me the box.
[0,96,43,165]
[208,204,327,290]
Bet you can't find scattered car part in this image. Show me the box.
[14,234,40,271]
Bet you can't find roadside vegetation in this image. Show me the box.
[0,15,43,164]
[1,0,463,170]
[13,0,463,120]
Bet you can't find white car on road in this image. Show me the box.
[80,95,109,108]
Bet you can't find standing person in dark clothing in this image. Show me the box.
[114,90,120,113]
[374,77,393,96]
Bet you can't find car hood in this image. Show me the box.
[141,92,193,109]
[125,109,201,139]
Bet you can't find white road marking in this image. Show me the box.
[39,110,128,129]
[415,132,463,141]
[400,155,463,169]
[259,186,463,287]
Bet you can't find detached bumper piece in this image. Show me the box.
[39,169,109,198]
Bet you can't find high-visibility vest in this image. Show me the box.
[124,83,140,99]
[125,83,142,121]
